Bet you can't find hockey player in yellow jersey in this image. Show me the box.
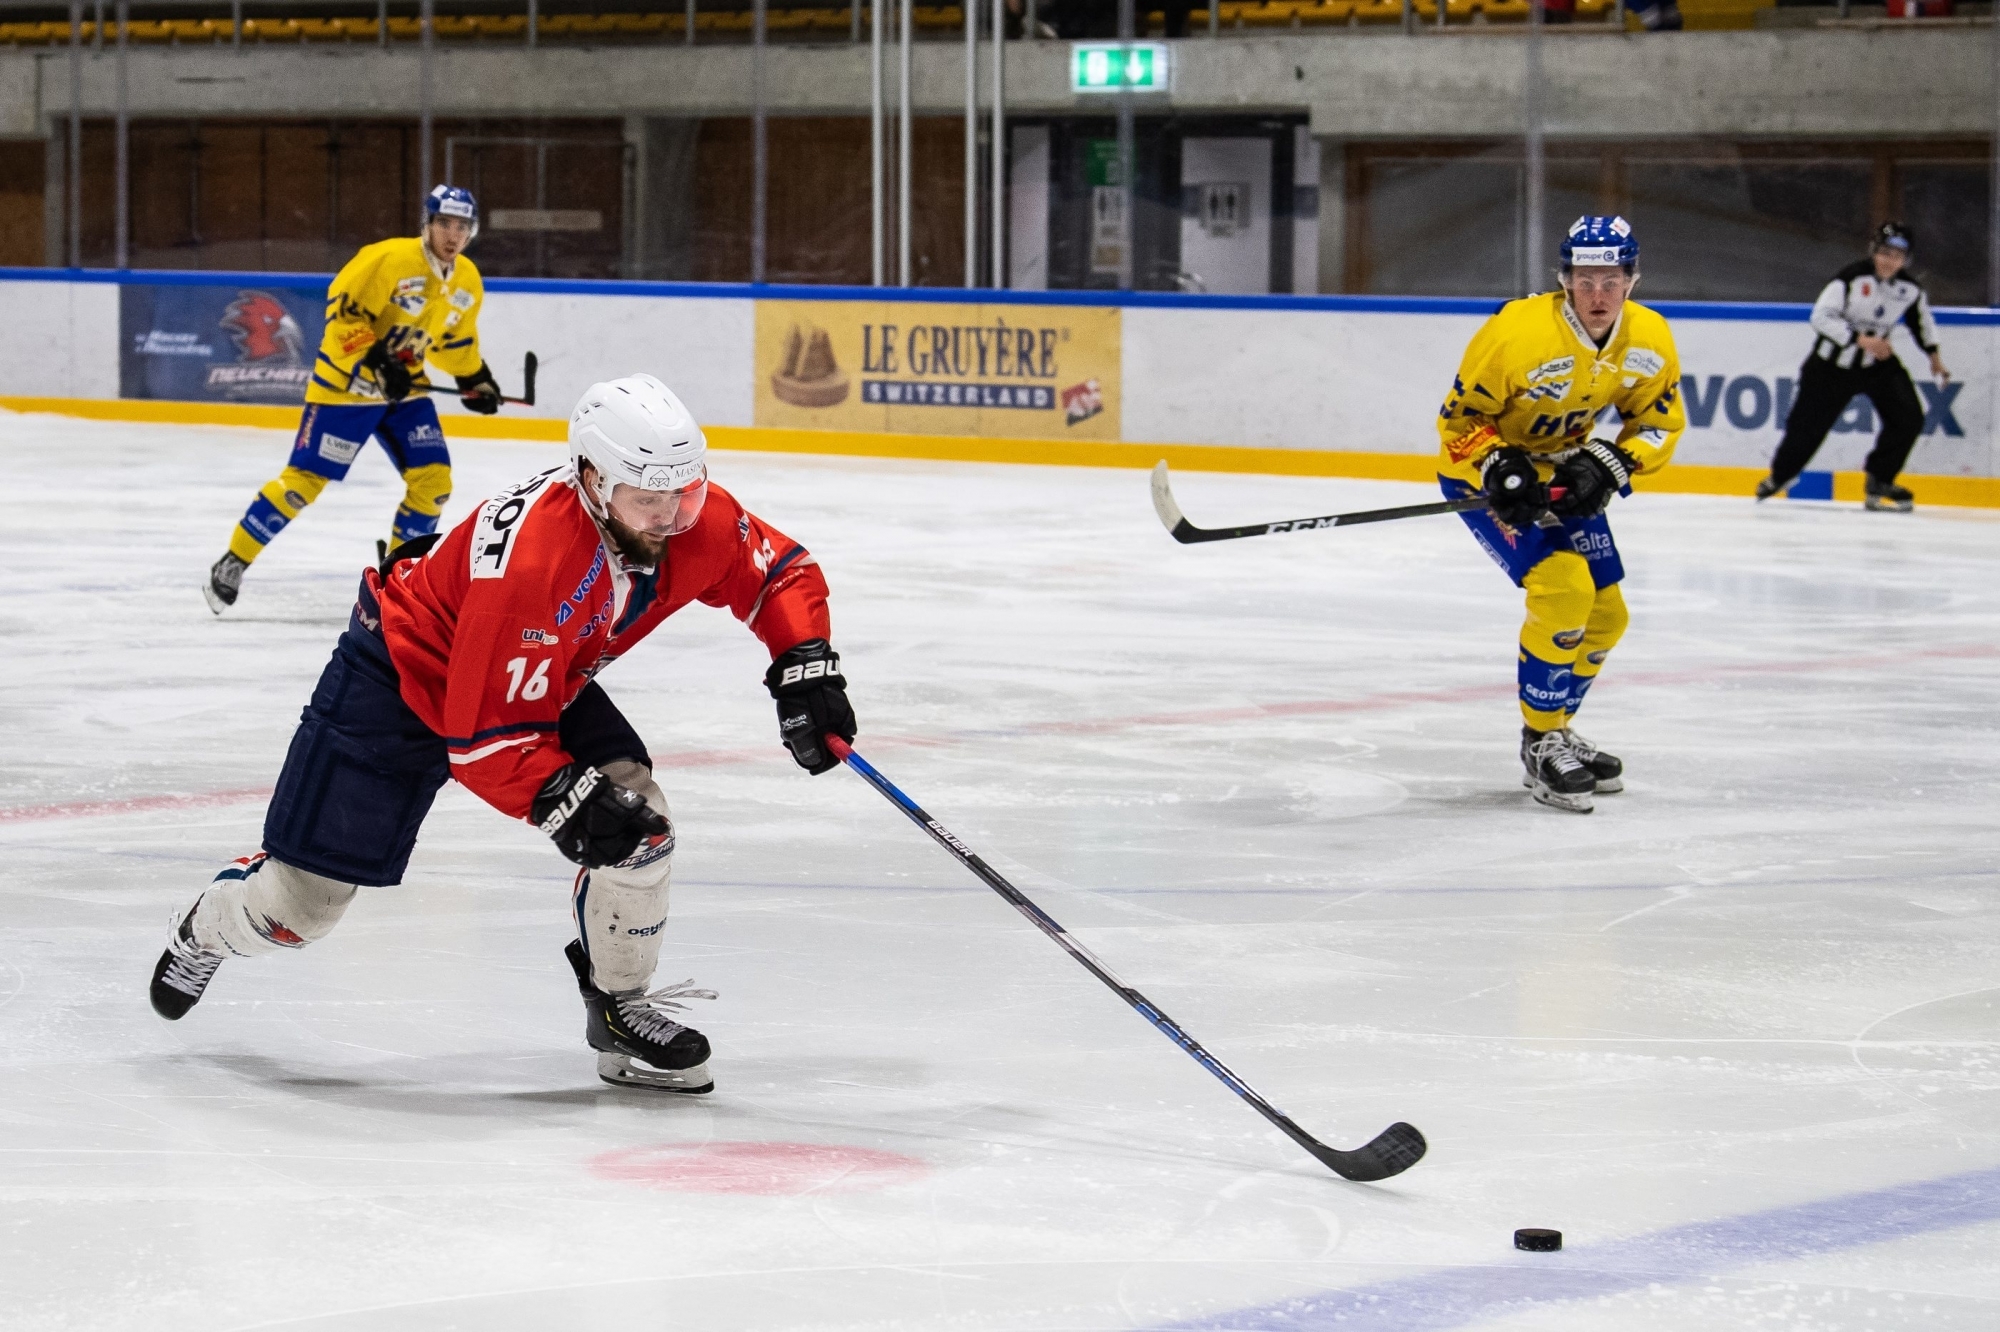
[204,186,506,613]
[1436,215,1686,813]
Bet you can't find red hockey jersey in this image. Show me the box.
[374,466,831,819]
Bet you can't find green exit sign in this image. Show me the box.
[1070,42,1171,94]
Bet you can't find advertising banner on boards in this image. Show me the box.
[119,282,324,404]
[755,298,1122,441]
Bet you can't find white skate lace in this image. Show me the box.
[1528,732,1588,777]
[613,979,717,1042]
[1560,729,1599,763]
[161,912,224,998]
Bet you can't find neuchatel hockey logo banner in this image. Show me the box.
[754,298,1122,441]
[120,282,326,404]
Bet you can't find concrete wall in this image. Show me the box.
[4,272,1992,485]
[2,29,1992,139]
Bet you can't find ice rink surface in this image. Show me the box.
[2,415,1998,1332]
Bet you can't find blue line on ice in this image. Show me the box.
[1158,1164,2000,1331]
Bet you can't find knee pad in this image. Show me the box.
[1578,583,1629,665]
[1518,554,1596,728]
[1568,583,1629,715]
[190,852,358,959]
[1521,553,1596,656]
[233,467,334,562]
[391,463,454,543]
[573,760,674,992]
[399,463,454,517]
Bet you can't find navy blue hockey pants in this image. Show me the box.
[262,576,651,887]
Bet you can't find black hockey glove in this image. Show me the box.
[1482,447,1550,530]
[764,638,856,776]
[456,362,502,415]
[531,763,671,869]
[1550,441,1636,518]
[360,341,415,403]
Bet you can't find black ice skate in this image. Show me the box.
[564,940,715,1093]
[1560,728,1623,793]
[1864,478,1914,513]
[1754,475,1785,502]
[1521,726,1595,814]
[204,552,247,614]
[150,904,224,1020]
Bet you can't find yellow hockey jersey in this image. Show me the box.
[307,237,486,406]
[1436,291,1685,489]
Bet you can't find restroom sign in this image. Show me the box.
[1071,42,1170,93]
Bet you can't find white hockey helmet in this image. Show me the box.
[568,374,709,536]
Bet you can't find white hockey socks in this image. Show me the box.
[572,760,675,993]
[188,853,358,958]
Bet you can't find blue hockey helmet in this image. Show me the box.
[424,184,479,240]
[1560,215,1638,273]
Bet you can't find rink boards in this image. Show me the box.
[3,267,1995,506]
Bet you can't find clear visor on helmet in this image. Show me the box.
[608,466,708,538]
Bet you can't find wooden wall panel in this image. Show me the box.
[0,141,44,268]
[695,115,965,287]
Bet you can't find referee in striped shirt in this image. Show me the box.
[1757,223,1952,513]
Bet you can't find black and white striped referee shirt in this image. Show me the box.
[1808,258,1940,370]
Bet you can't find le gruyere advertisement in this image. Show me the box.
[755,299,1122,440]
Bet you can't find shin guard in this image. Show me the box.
[570,762,674,993]
[1517,552,1596,731]
[189,853,358,958]
[1566,581,1629,720]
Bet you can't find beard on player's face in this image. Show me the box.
[602,509,668,566]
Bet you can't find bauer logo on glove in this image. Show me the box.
[765,638,857,776]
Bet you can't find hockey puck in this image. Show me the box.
[1514,1228,1562,1252]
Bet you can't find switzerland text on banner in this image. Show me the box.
[754,298,1122,441]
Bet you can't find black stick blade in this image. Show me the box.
[1308,1121,1428,1182]
[519,351,538,406]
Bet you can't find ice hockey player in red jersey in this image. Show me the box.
[150,373,856,1094]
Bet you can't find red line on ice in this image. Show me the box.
[2,643,1991,826]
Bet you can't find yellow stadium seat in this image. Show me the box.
[1350,0,1407,21]
[1301,0,1356,21]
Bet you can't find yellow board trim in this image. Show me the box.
[6,395,1997,509]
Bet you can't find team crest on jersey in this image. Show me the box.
[1522,379,1571,404]
[470,468,560,580]
[391,275,428,316]
[449,288,476,311]
[1622,347,1665,378]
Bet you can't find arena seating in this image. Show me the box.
[0,0,1652,46]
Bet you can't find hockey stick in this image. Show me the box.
[511,350,539,407]
[826,734,1427,1183]
[1151,461,1564,544]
